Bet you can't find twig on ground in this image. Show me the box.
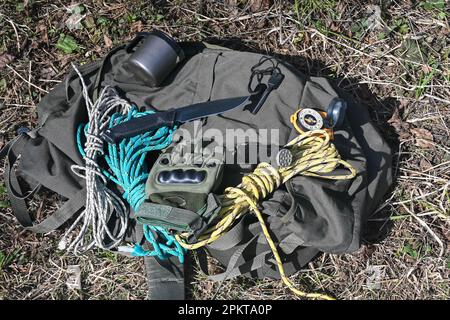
[5,64,48,94]
[401,201,444,257]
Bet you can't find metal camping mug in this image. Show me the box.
[124,30,185,87]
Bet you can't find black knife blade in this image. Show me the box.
[102,96,251,144]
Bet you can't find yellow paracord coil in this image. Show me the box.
[176,129,357,300]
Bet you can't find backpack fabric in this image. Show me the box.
[1,37,392,295]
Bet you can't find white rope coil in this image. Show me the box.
[59,64,131,255]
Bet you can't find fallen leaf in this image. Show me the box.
[0,53,15,69]
[421,65,433,74]
[30,40,39,49]
[414,136,434,149]
[249,0,272,12]
[366,5,383,31]
[84,15,95,29]
[66,13,85,31]
[411,127,434,149]
[411,127,433,140]
[388,107,411,140]
[399,39,424,63]
[131,21,143,33]
[330,22,340,32]
[398,98,409,109]
[36,22,49,44]
[56,34,79,54]
[104,34,113,48]
[40,67,56,80]
[419,158,432,171]
[69,4,85,15]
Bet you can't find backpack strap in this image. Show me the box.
[2,134,40,225]
[144,255,185,300]
[201,213,319,282]
[1,134,86,233]
[25,189,86,233]
[201,235,276,282]
[202,238,318,282]
[205,235,261,281]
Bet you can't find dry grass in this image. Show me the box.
[0,0,449,300]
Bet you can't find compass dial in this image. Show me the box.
[297,108,324,131]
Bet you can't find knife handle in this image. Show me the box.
[102,110,176,144]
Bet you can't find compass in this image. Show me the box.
[297,108,324,131]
